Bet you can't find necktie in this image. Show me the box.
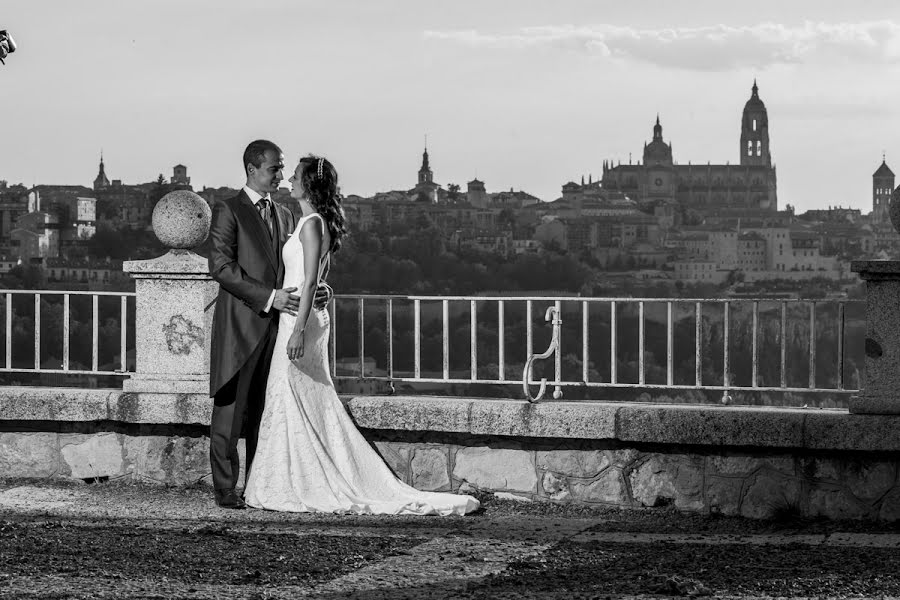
[258,197,274,237]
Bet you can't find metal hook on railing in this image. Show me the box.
[523,306,562,403]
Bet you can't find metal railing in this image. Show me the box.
[0,289,864,402]
[328,294,864,402]
[0,289,135,377]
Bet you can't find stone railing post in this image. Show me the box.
[122,191,216,395]
[850,199,900,414]
[850,260,900,414]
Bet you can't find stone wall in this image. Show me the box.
[0,423,222,485]
[5,389,900,520]
[366,433,900,521]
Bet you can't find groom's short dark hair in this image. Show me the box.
[243,140,282,175]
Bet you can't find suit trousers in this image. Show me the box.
[210,321,279,491]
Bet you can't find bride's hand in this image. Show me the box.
[287,330,305,361]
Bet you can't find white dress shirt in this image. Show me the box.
[243,186,277,313]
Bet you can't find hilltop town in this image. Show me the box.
[0,82,895,297]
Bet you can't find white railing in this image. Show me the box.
[0,289,864,402]
[328,294,864,402]
[1,289,135,377]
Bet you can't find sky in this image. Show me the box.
[2,0,900,212]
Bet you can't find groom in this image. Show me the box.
[207,139,329,509]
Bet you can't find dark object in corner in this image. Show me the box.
[0,31,17,65]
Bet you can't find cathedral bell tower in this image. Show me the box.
[740,80,771,167]
[873,156,895,222]
[418,145,433,186]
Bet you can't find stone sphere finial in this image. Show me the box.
[890,188,900,235]
[151,190,211,249]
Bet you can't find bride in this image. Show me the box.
[244,155,479,516]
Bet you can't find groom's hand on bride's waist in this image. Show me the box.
[313,283,333,310]
[273,287,300,315]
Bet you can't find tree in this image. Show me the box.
[88,224,127,260]
[149,176,172,212]
[447,183,461,203]
[3,265,45,290]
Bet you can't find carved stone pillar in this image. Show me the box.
[122,191,216,395]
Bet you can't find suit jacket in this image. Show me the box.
[208,189,296,396]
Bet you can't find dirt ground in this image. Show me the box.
[2,479,900,599]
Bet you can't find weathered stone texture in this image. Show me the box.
[629,455,704,510]
[842,461,896,501]
[740,473,801,519]
[0,432,59,477]
[536,450,609,478]
[879,488,900,521]
[410,447,450,491]
[372,441,410,483]
[60,434,124,480]
[570,469,629,504]
[801,457,840,481]
[808,487,872,520]
[150,190,211,249]
[541,472,570,501]
[706,455,762,476]
[706,476,743,516]
[123,436,210,484]
[452,447,536,493]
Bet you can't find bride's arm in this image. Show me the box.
[286,216,324,360]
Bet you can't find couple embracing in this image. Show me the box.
[207,140,479,515]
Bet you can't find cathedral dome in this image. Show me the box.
[643,115,673,165]
[743,80,767,113]
[742,80,768,132]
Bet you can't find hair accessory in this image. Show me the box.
[316,157,324,179]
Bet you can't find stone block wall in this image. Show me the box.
[5,390,900,520]
[366,433,900,521]
[0,426,241,486]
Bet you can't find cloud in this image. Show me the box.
[424,21,900,71]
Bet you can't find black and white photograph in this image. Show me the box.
[2,1,900,598]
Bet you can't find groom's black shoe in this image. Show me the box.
[214,488,246,509]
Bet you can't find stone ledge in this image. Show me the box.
[0,387,210,426]
[3,388,900,453]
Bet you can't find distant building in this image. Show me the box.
[0,183,28,239]
[412,145,440,203]
[799,206,862,224]
[170,164,191,186]
[737,231,767,271]
[45,257,128,284]
[93,153,111,191]
[600,81,777,216]
[9,211,60,262]
[872,158,894,222]
[466,179,487,208]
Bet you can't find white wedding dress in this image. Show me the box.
[245,213,479,515]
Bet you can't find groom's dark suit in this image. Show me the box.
[208,188,296,492]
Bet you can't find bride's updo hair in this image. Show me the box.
[297,155,348,253]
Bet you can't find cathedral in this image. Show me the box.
[600,81,778,214]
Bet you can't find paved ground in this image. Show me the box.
[2,479,900,599]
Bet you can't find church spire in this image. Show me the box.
[93,150,110,191]
[653,114,663,141]
[417,137,434,187]
[421,135,430,171]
